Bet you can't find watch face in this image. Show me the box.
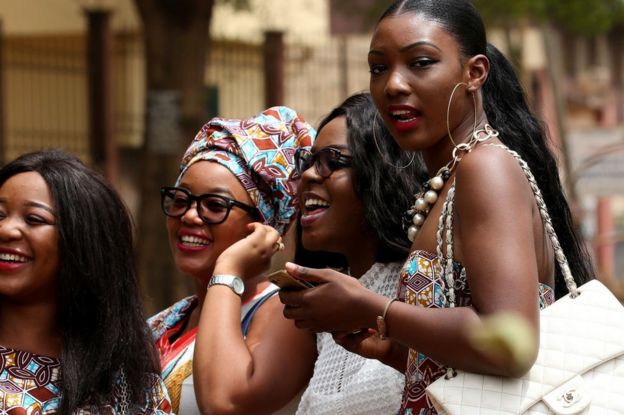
[232,277,245,295]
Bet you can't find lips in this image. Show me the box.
[0,248,31,272]
[300,194,330,227]
[176,232,212,252]
[388,104,422,132]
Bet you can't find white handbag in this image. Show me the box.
[425,144,624,415]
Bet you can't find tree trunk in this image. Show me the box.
[134,0,214,314]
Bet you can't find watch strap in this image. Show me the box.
[209,274,244,297]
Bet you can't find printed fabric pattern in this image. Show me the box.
[176,106,316,235]
[397,250,555,415]
[0,346,172,415]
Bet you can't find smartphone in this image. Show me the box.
[268,269,316,290]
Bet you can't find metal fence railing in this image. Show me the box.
[0,31,373,162]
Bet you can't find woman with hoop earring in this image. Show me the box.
[278,1,593,414]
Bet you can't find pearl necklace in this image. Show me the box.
[405,163,453,242]
[404,124,499,242]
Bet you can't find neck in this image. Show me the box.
[423,111,489,176]
[343,235,378,279]
[0,298,61,357]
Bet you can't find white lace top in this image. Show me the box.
[296,262,405,415]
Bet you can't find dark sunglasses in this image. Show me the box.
[160,187,258,225]
[294,147,353,179]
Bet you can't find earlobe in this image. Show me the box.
[465,54,490,91]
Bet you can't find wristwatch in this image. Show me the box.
[208,274,245,297]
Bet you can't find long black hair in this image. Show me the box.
[380,0,594,296]
[296,93,426,267]
[0,150,160,414]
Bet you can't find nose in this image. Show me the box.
[384,69,410,97]
[0,216,23,241]
[180,201,204,226]
[299,161,324,186]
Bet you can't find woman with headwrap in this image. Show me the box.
[148,107,316,415]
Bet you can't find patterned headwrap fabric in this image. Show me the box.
[177,106,315,235]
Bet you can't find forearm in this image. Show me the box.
[360,292,537,377]
[193,286,258,414]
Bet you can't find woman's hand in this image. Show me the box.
[278,262,387,333]
[213,222,283,280]
[332,329,388,359]
[333,330,408,372]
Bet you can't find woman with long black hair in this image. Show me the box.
[0,150,170,414]
[279,1,594,413]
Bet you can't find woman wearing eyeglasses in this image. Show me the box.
[287,93,426,414]
[148,107,317,415]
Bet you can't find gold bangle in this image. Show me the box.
[376,298,397,340]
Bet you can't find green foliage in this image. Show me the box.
[474,0,624,36]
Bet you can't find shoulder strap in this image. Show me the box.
[240,286,279,336]
[436,143,579,308]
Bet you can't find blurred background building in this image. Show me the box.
[0,0,623,311]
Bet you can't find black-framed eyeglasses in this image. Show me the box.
[294,147,353,179]
[160,187,258,225]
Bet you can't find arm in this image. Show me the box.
[193,224,316,415]
[282,147,545,377]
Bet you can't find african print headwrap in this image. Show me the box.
[177,106,315,235]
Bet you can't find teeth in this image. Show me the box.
[390,109,418,121]
[391,110,412,116]
[180,235,209,246]
[0,253,28,263]
[305,198,330,209]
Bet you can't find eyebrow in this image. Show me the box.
[178,185,235,198]
[369,40,442,56]
[0,198,56,215]
[311,144,349,152]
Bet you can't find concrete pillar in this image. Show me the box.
[0,19,5,163]
[86,9,117,184]
[263,31,285,108]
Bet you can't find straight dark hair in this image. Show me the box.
[296,93,426,267]
[380,0,594,297]
[0,150,159,414]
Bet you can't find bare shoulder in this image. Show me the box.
[247,294,310,340]
[453,143,534,209]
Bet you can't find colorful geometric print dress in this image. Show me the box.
[0,345,172,414]
[397,250,555,415]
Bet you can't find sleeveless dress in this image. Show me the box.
[148,283,294,415]
[397,250,555,414]
[296,262,405,415]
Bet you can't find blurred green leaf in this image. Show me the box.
[474,0,624,35]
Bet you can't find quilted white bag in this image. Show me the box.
[425,144,624,415]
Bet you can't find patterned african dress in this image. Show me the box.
[397,250,555,415]
[148,284,279,415]
[0,345,172,414]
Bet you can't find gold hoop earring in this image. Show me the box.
[446,82,477,148]
[372,112,415,169]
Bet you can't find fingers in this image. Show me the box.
[332,329,374,343]
[245,223,282,254]
[284,262,347,284]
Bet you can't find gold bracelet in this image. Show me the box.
[376,298,397,340]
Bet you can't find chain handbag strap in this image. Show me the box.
[117,367,130,415]
[435,143,579,311]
